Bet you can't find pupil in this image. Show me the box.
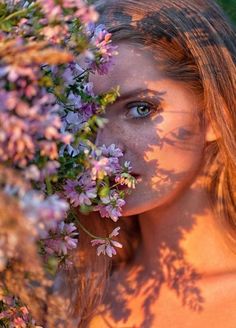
[138,105,149,115]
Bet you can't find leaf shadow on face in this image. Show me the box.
[88,2,231,325]
[95,111,213,328]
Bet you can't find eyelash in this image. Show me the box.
[125,101,162,120]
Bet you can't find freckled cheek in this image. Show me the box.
[115,124,144,148]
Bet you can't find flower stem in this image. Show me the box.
[46,177,53,195]
[76,217,105,240]
[0,3,37,23]
[110,182,121,189]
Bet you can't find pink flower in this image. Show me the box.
[43,222,78,256]
[13,316,27,328]
[38,0,63,22]
[86,24,118,75]
[90,157,112,180]
[94,191,125,222]
[64,173,97,207]
[91,227,122,257]
[74,1,99,24]
[0,82,71,167]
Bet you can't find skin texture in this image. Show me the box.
[90,43,236,327]
[94,43,205,216]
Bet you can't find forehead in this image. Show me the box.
[90,41,203,121]
[91,42,164,94]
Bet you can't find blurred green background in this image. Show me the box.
[90,0,236,25]
[217,0,236,25]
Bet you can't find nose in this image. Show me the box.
[95,125,126,154]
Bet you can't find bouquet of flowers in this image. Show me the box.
[0,0,137,326]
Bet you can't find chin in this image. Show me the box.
[120,200,153,217]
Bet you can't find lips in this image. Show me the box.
[117,184,128,191]
[130,173,140,178]
[130,173,142,182]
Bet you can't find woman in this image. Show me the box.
[61,0,236,327]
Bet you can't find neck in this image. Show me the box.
[137,177,236,279]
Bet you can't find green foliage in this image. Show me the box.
[217,0,236,25]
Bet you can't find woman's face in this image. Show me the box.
[92,43,206,216]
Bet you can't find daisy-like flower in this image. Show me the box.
[100,144,123,158]
[91,226,122,257]
[94,190,125,222]
[100,144,123,174]
[64,172,97,207]
[43,222,78,256]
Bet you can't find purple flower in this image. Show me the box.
[38,0,63,22]
[43,222,78,256]
[86,24,118,75]
[62,62,84,86]
[81,102,98,120]
[41,160,60,179]
[91,226,122,257]
[90,156,113,180]
[72,0,99,24]
[64,173,97,207]
[0,84,71,167]
[23,164,41,181]
[95,144,124,175]
[61,110,85,144]
[62,78,99,123]
[94,190,125,222]
[68,93,82,109]
[39,0,98,25]
[100,144,123,158]
[83,82,95,96]
[20,192,69,237]
[24,161,60,182]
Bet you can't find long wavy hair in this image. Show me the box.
[58,1,236,326]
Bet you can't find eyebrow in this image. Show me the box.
[116,88,166,102]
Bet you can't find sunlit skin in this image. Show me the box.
[90,43,236,327]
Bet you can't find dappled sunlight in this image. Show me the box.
[89,179,227,327]
[88,2,236,326]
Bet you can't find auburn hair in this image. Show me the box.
[58,1,236,326]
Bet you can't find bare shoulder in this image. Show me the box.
[88,313,108,328]
[88,303,121,328]
[88,272,236,328]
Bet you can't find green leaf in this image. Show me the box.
[79,204,93,214]
[0,20,13,32]
[98,185,110,198]
[100,87,120,107]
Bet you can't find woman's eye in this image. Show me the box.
[126,102,157,119]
